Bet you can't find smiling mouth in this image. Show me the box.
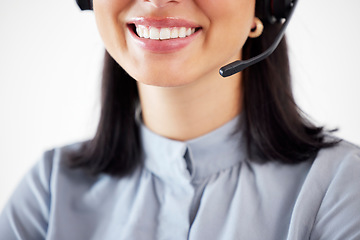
[128,24,202,40]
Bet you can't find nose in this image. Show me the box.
[144,0,179,8]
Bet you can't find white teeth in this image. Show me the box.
[178,27,186,38]
[136,26,145,38]
[160,28,171,40]
[186,28,192,36]
[149,27,160,40]
[143,27,150,39]
[134,25,197,40]
[170,28,179,39]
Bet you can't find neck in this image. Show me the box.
[137,72,243,141]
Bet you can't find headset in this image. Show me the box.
[76,0,92,10]
[75,0,298,77]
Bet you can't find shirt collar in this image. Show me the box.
[140,115,246,184]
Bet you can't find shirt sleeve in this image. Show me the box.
[0,149,54,240]
[310,148,360,240]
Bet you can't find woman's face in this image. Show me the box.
[93,0,256,87]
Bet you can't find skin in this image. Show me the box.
[93,0,257,141]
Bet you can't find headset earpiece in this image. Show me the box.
[257,0,294,23]
[256,0,272,23]
[273,0,293,20]
[76,0,93,11]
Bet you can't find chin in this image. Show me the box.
[129,69,196,88]
[137,76,193,88]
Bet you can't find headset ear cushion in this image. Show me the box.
[76,0,93,10]
[272,0,293,20]
[256,0,268,23]
[256,0,277,24]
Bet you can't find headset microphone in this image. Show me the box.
[219,0,298,78]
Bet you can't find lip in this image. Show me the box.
[127,17,202,53]
[128,17,201,28]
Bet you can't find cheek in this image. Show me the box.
[196,0,255,40]
[195,0,255,18]
[93,0,133,20]
[196,0,256,61]
[93,0,133,59]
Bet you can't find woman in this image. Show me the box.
[1,0,359,239]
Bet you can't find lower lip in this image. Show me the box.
[127,26,202,53]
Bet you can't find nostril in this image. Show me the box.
[144,0,179,8]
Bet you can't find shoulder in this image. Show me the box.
[0,141,88,239]
[51,140,88,165]
[38,140,88,175]
[310,139,360,239]
[288,138,360,239]
[312,138,360,179]
[320,136,360,160]
[310,138,360,206]
[14,140,91,200]
[8,140,93,209]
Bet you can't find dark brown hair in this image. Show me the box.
[242,22,337,163]
[68,21,337,176]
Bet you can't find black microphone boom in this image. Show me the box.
[219,0,298,78]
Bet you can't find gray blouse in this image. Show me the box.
[1,116,360,240]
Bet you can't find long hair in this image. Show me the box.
[68,52,141,176]
[242,22,337,163]
[68,21,337,177]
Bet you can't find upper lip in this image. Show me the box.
[127,17,202,28]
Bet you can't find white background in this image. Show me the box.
[0,0,360,210]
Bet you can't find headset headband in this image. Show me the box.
[76,0,92,11]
